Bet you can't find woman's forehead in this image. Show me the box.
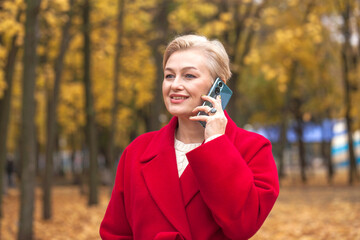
[165,49,207,68]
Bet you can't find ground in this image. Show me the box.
[1,172,359,240]
[252,185,360,240]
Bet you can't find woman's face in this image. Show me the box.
[162,49,214,117]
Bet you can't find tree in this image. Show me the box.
[43,0,75,219]
[338,0,359,184]
[18,0,42,239]
[222,0,267,125]
[148,0,171,131]
[0,8,21,219]
[234,0,343,183]
[108,0,125,181]
[307,33,340,183]
[251,0,318,182]
[280,2,316,183]
[83,0,99,205]
[291,96,307,183]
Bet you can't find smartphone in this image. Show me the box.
[197,77,233,127]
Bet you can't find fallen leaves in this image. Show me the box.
[252,186,360,240]
[1,183,359,240]
[1,187,110,240]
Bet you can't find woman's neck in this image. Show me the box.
[176,116,204,144]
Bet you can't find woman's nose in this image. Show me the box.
[171,77,184,90]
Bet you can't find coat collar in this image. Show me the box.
[139,111,237,240]
[140,116,178,163]
[140,111,237,163]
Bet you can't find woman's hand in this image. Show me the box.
[189,95,227,141]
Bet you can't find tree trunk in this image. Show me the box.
[0,31,19,219]
[293,97,307,183]
[321,137,333,184]
[277,119,287,179]
[276,2,316,182]
[18,0,42,239]
[83,0,99,205]
[148,0,170,131]
[277,61,298,180]
[320,108,334,184]
[340,1,359,185]
[43,0,74,220]
[69,133,79,185]
[108,0,125,186]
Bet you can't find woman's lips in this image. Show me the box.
[170,94,189,103]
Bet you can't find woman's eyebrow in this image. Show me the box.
[164,66,198,71]
[182,66,198,71]
[164,67,174,72]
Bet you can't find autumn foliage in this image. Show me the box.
[0,0,360,239]
[0,0,353,152]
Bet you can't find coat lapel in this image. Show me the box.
[139,112,237,239]
[179,167,199,207]
[140,117,192,240]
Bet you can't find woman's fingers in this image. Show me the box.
[201,95,221,109]
[192,105,213,114]
[189,114,209,122]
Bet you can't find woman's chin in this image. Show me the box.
[168,110,192,118]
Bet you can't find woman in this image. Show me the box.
[100,35,279,240]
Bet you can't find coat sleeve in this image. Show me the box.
[186,134,279,240]
[100,149,133,240]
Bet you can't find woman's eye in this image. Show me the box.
[185,74,196,79]
[165,74,175,79]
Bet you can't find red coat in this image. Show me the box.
[100,113,279,240]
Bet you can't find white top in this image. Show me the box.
[174,139,201,177]
[174,134,222,177]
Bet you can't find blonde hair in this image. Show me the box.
[163,35,232,83]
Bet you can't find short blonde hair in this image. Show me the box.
[163,35,232,83]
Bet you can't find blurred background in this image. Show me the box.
[0,0,359,239]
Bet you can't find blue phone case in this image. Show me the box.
[198,78,233,127]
